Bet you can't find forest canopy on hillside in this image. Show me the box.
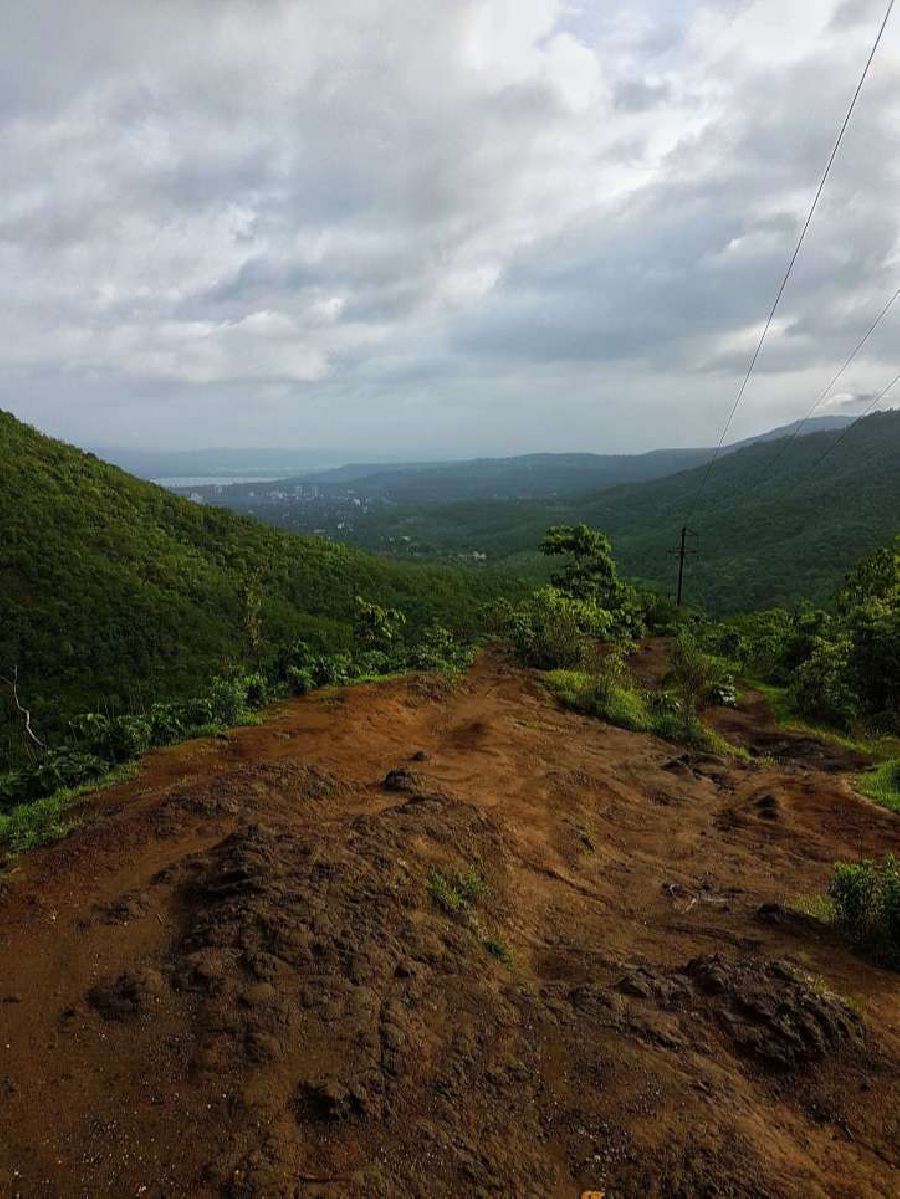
[0,412,521,764]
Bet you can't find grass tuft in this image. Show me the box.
[854,758,900,814]
[428,866,487,915]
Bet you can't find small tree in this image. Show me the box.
[667,629,714,726]
[540,525,620,605]
[353,596,406,652]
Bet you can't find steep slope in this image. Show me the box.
[0,412,515,757]
[346,411,900,613]
[0,654,897,1196]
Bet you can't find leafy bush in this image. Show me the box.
[242,671,270,708]
[829,856,900,969]
[177,696,214,729]
[106,715,153,762]
[641,591,683,636]
[353,596,406,650]
[406,622,471,673]
[0,770,27,813]
[29,748,110,799]
[666,629,715,722]
[547,664,715,750]
[286,666,316,695]
[499,586,608,669]
[792,633,858,730]
[0,793,77,854]
[148,703,184,746]
[206,675,252,726]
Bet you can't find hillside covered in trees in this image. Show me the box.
[0,412,519,762]
[342,412,900,613]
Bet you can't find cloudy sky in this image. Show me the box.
[2,0,899,456]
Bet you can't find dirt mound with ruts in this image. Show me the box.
[1,652,898,1197]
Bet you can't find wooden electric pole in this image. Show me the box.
[668,526,698,607]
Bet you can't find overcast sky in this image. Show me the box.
[2,0,899,456]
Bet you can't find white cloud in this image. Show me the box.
[1,0,899,452]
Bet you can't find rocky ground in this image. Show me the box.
[0,651,897,1197]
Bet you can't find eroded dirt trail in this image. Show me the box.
[1,655,898,1197]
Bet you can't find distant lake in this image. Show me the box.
[154,474,286,488]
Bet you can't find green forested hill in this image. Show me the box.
[0,412,517,759]
[348,411,900,614]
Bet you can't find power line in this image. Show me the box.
[685,0,896,521]
[792,371,900,485]
[733,285,900,497]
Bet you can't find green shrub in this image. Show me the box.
[792,634,858,730]
[148,703,184,746]
[0,769,27,813]
[105,715,152,762]
[206,674,252,726]
[242,671,270,708]
[0,793,76,854]
[500,586,603,669]
[310,652,353,687]
[666,629,715,722]
[68,712,112,754]
[29,748,109,799]
[829,855,900,968]
[177,696,214,729]
[286,666,316,695]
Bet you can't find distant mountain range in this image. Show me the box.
[153,414,854,508]
[730,414,853,447]
[339,412,898,614]
[133,409,895,616]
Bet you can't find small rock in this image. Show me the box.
[382,768,422,792]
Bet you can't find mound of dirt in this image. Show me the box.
[156,798,551,1192]
[685,954,865,1069]
[1,651,898,1198]
[615,954,865,1071]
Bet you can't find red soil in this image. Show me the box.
[0,653,897,1197]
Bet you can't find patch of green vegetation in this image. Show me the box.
[788,857,900,971]
[830,856,900,970]
[327,412,900,616]
[854,759,900,813]
[752,680,900,760]
[703,538,898,739]
[0,763,135,856]
[0,410,522,765]
[546,668,737,755]
[428,866,487,915]
[789,892,836,923]
[484,936,513,965]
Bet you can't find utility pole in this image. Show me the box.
[668,526,698,607]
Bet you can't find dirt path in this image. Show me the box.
[0,654,898,1197]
